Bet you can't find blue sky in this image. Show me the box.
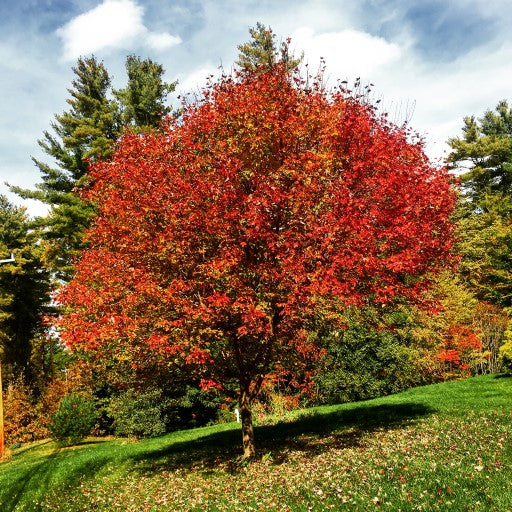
[1,0,511,217]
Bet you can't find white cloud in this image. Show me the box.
[410,43,512,160]
[56,0,180,61]
[176,66,219,96]
[292,27,402,78]
[289,24,512,162]
[146,32,181,51]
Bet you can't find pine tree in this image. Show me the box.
[236,22,302,73]
[449,100,512,210]
[114,54,177,131]
[10,56,119,280]
[11,55,178,280]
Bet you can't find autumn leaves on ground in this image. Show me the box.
[1,375,511,511]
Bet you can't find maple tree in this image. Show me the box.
[436,324,482,377]
[57,64,455,457]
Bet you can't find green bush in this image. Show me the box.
[312,313,428,405]
[499,340,512,374]
[167,386,221,429]
[108,388,167,439]
[49,394,97,446]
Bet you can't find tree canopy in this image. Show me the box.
[56,62,455,457]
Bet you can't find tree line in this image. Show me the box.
[1,24,511,457]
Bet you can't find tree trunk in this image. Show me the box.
[240,388,255,458]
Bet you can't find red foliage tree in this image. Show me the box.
[437,324,482,377]
[56,65,455,457]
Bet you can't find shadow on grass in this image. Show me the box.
[0,443,123,511]
[0,449,62,512]
[0,401,433,511]
[493,373,512,380]
[11,440,51,456]
[132,401,435,473]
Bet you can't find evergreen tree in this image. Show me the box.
[114,54,177,131]
[0,196,53,385]
[236,22,302,73]
[449,100,512,308]
[10,56,119,280]
[449,100,512,210]
[11,55,177,280]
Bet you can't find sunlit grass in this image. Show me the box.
[1,374,511,511]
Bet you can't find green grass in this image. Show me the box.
[1,374,512,511]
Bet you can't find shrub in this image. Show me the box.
[499,340,512,374]
[252,391,300,425]
[166,386,222,429]
[49,394,97,446]
[108,388,167,439]
[33,375,80,435]
[2,376,42,444]
[312,315,430,405]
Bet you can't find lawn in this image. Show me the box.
[1,374,511,511]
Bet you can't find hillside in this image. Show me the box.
[1,374,511,511]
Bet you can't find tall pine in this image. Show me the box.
[11,55,177,280]
[236,22,302,73]
[449,100,512,208]
[114,54,177,131]
[10,56,119,280]
[449,100,512,307]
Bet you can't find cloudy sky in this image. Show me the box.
[1,0,511,217]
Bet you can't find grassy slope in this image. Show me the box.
[1,374,511,511]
